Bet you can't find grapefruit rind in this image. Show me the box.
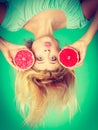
[14,49,35,70]
[58,47,79,68]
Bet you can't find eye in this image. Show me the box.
[50,56,57,61]
[36,57,43,61]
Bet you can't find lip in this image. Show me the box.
[44,42,51,48]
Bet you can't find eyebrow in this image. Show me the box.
[36,61,57,64]
[49,61,57,64]
[36,61,44,64]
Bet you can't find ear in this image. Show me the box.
[14,49,35,70]
[58,47,80,68]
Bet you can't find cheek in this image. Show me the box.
[31,46,36,56]
[32,45,39,53]
[32,41,39,49]
[55,47,61,53]
[32,42,43,50]
[31,48,43,57]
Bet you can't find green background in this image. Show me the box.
[0,20,98,130]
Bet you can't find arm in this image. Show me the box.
[69,8,98,68]
[80,8,98,45]
[0,37,27,70]
[0,3,27,69]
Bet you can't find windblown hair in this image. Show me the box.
[15,41,77,126]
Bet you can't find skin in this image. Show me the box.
[0,0,98,70]
[23,9,66,70]
[71,7,98,67]
[0,9,66,70]
[32,36,61,71]
[0,38,27,69]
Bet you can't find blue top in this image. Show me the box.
[1,0,89,31]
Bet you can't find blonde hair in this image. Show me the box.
[15,41,77,126]
[15,66,77,126]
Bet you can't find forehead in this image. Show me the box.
[34,62,60,71]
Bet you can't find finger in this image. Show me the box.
[3,51,19,70]
[76,58,84,66]
[9,44,28,50]
[75,61,84,68]
[75,55,84,66]
[6,55,18,69]
[76,50,86,66]
[68,58,84,69]
[17,45,28,49]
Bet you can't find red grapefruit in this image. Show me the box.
[58,47,80,68]
[14,49,35,70]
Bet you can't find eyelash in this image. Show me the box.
[36,57,43,61]
[49,56,57,61]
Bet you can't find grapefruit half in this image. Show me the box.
[14,49,35,70]
[58,47,80,68]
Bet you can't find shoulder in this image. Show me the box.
[1,0,29,31]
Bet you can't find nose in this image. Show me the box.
[44,50,50,57]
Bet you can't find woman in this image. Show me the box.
[0,0,98,69]
[0,0,98,126]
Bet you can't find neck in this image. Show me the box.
[23,9,66,39]
[34,19,54,39]
[24,18,54,39]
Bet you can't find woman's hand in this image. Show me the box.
[69,39,88,68]
[0,38,27,70]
